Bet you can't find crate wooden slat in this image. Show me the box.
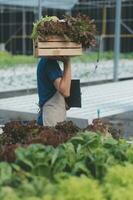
[35,48,82,56]
[37,41,81,48]
[33,36,82,57]
[38,35,71,42]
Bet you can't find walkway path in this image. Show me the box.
[0,79,133,127]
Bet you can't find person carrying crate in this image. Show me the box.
[37,56,71,126]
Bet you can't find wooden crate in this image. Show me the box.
[33,36,82,57]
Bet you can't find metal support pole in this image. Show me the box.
[22,8,26,55]
[1,6,4,44]
[38,0,42,20]
[113,0,122,81]
[102,6,107,36]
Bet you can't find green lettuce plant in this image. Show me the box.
[104,164,133,200]
[43,176,105,200]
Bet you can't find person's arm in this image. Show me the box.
[54,57,71,97]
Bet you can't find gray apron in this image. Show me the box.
[42,91,66,126]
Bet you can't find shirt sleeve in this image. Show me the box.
[46,59,62,82]
[38,57,45,66]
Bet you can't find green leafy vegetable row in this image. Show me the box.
[0,131,133,199]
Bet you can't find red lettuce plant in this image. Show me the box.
[32,14,96,48]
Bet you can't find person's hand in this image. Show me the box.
[57,56,70,63]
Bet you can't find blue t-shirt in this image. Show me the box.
[37,57,62,125]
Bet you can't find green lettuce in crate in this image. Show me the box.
[31,15,53,39]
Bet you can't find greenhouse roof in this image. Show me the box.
[78,0,132,6]
[0,0,78,10]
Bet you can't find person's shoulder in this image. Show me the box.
[38,57,46,66]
